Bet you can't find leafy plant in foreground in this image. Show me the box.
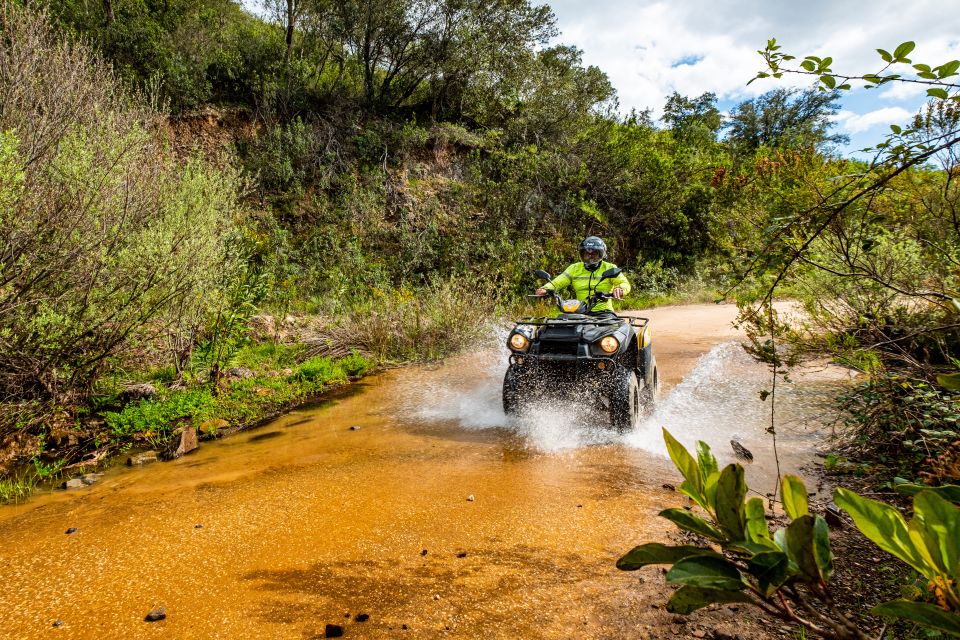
[618,429,960,638]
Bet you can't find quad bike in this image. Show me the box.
[502,268,658,432]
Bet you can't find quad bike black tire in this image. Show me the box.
[641,357,658,408]
[502,365,525,416]
[611,370,640,432]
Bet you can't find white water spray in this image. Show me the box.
[405,327,779,455]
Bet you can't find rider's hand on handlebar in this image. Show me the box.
[535,288,547,297]
[612,287,624,300]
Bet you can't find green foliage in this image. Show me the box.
[834,488,960,627]
[0,6,238,401]
[0,475,34,505]
[621,429,960,638]
[104,388,216,438]
[294,356,344,384]
[837,376,960,481]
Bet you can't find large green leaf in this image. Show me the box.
[912,491,960,577]
[715,464,747,541]
[696,441,719,479]
[871,600,960,636]
[893,481,960,504]
[663,429,707,510]
[813,515,834,581]
[616,543,722,570]
[745,497,773,544]
[666,585,754,615]
[698,441,720,509]
[785,515,820,581]
[781,475,809,520]
[660,508,724,541]
[937,373,960,391]
[666,555,744,591]
[747,551,791,596]
[834,488,932,577]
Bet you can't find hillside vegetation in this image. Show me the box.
[0,0,958,519]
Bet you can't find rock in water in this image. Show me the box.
[730,440,754,462]
[144,608,166,622]
[171,426,199,458]
[127,451,159,466]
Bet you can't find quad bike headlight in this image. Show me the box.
[509,333,530,351]
[598,336,619,353]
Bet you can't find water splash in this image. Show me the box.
[625,342,770,457]
[406,334,789,456]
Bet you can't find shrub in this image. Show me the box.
[103,388,215,438]
[0,6,238,401]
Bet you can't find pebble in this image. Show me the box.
[52,620,64,628]
[349,425,360,431]
[433,594,440,600]
[420,549,428,556]
[144,607,166,622]
[325,623,344,638]
[355,613,370,622]
[456,551,467,558]
[65,528,77,535]
[466,495,475,502]
[194,524,204,529]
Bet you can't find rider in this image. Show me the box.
[535,236,631,316]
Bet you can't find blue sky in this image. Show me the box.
[545,0,960,155]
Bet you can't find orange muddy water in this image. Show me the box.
[0,304,850,639]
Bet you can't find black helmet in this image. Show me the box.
[579,236,607,270]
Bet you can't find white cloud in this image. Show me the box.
[880,82,931,101]
[832,107,913,133]
[547,0,960,123]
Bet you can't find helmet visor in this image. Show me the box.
[580,249,602,266]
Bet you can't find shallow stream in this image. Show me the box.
[0,304,850,639]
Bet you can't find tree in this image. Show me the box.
[662,91,722,144]
[725,87,848,155]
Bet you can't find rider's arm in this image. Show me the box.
[544,268,573,292]
[612,270,631,297]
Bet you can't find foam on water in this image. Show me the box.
[406,328,777,454]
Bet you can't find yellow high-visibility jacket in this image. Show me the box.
[543,260,630,313]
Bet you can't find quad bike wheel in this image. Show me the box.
[641,357,658,408]
[611,370,640,432]
[502,365,525,416]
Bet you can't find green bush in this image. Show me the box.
[103,388,215,438]
[340,352,372,377]
[294,357,345,384]
[0,6,237,401]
